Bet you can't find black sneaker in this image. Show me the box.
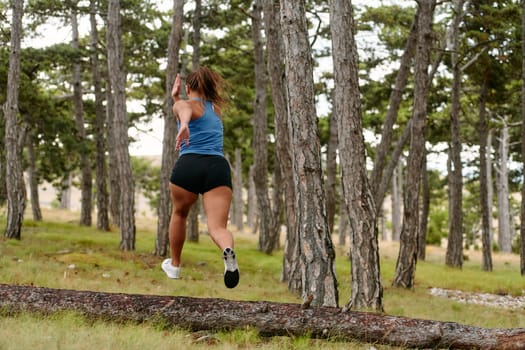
[223,247,239,288]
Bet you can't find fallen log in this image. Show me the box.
[0,284,524,349]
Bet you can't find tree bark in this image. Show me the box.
[71,6,93,227]
[25,123,42,221]
[418,153,429,261]
[479,76,493,271]
[107,0,136,250]
[192,0,201,71]
[496,120,511,253]
[187,198,200,243]
[325,92,338,235]
[262,0,298,293]
[232,148,244,231]
[90,0,110,232]
[105,78,120,226]
[520,0,525,276]
[1,284,525,350]
[330,0,382,311]
[391,160,403,241]
[253,0,277,254]
[280,0,338,307]
[445,0,465,269]
[155,0,185,257]
[247,164,258,231]
[4,0,26,240]
[393,0,435,289]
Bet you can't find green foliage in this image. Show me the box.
[131,156,161,212]
[427,208,448,246]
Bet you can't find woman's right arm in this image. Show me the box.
[174,101,192,150]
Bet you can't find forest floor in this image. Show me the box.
[1,207,525,349]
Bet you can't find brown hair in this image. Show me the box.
[185,66,227,109]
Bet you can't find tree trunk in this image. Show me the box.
[418,153,429,261]
[280,0,338,307]
[520,0,525,276]
[445,0,465,269]
[325,93,338,235]
[479,75,493,271]
[391,160,403,241]
[496,121,511,253]
[71,6,93,227]
[253,0,277,254]
[192,0,201,70]
[330,0,383,311]
[187,198,199,243]
[232,148,244,231]
[107,0,136,250]
[60,174,72,210]
[26,124,42,221]
[338,198,348,246]
[370,9,418,211]
[247,164,258,231]
[106,78,120,226]
[2,284,525,350]
[90,0,110,232]
[393,0,435,289]
[155,0,184,257]
[4,0,26,240]
[487,129,494,245]
[262,0,298,293]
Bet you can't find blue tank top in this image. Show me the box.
[179,98,224,156]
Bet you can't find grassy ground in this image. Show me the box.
[1,208,524,349]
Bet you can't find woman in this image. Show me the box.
[161,66,239,289]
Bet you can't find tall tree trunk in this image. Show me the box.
[262,0,298,291]
[0,126,6,206]
[418,153,429,261]
[487,129,494,246]
[325,92,338,235]
[370,9,418,211]
[25,123,42,221]
[496,120,511,253]
[247,164,257,231]
[187,197,199,242]
[445,0,465,269]
[90,0,110,231]
[106,78,120,226]
[4,0,26,240]
[155,0,184,256]
[253,0,277,254]
[393,0,435,289]
[186,0,202,243]
[479,75,493,271]
[520,0,525,276]
[280,0,338,307]
[391,160,403,241]
[330,0,383,311]
[60,174,72,209]
[107,0,136,250]
[232,148,244,231]
[192,0,201,70]
[338,197,348,246]
[71,5,93,227]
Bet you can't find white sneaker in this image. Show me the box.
[161,258,180,279]
[223,248,239,288]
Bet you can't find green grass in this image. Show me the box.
[1,210,525,349]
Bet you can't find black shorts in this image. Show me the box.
[170,154,232,194]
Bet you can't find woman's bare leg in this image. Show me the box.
[203,186,238,288]
[168,183,198,267]
[202,186,234,250]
